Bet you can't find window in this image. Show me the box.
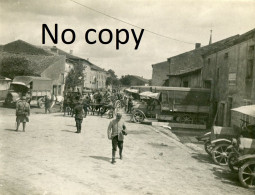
[204,80,211,89]
[183,81,189,87]
[246,60,254,79]
[249,45,254,52]
[207,58,211,66]
[228,73,236,85]
[224,52,229,59]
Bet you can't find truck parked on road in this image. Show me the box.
[128,86,211,129]
[4,76,52,108]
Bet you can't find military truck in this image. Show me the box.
[4,76,52,108]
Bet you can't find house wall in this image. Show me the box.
[202,36,255,127]
[41,57,66,96]
[83,63,108,90]
[168,71,201,87]
[151,61,169,86]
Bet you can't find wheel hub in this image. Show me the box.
[220,152,228,158]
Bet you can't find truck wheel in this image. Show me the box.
[239,160,255,188]
[212,143,231,166]
[133,111,145,123]
[38,98,45,108]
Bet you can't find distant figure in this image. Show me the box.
[16,96,30,132]
[73,100,84,133]
[127,97,133,113]
[107,113,127,164]
[44,95,52,114]
[83,95,91,117]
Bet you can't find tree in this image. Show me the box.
[106,69,120,87]
[120,75,131,86]
[65,62,84,90]
[0,56,34,79]
[107,69,117,79]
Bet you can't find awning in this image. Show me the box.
[139,91,160,99]
[124,88,139,94]
[231,105,255,118]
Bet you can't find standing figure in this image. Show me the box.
[127,97,133,113]
[107,113,127,164]
[73,100,84,133]
[44,95,51,114]
[83,95,91,117]
[16,96,30,132]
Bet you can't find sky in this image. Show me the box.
[0,0,255,79]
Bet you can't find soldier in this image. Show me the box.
[73,100,84,133]
[16,96,30,132]
[83,95,91,117]
[44,95,51,114]
[107,113,127,164]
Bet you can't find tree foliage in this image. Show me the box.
[0,56,34,79]
[119,75,132,86]
[65,62,84,90]
[106,69,120,86]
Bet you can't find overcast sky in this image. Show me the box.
[0,0,255,79]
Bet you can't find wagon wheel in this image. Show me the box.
[37,97,45,108]
[133,111,145,123]
[204,140,213,156]
[180,115,193,124]
[114,100,121,113]
[212,143,232,166]
[239,160,255,188]
[228,153,239,172]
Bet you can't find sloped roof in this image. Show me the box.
[41,45,107,72]
[2,40,53,56]
[130,75,149,83]
[168,66,202,76]
[203,28,255,57]
[165,35,240,76]
[0,52,65,76]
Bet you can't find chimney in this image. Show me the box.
[195,43,201,49]
[70,50,73,55]
[51,46,58,54]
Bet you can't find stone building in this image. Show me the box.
[202,28,255,128]
[151,28,255,128]
[151,61,169,86]
[151,36,239,88]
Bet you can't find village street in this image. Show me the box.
[0,106,254,195]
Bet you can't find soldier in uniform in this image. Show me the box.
[16,96,30,132]
[73,99,84,133]
[107,113,127,164]
[44,95,51,114]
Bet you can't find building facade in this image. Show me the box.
[202,29,255,128]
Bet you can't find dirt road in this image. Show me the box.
[0,107,253,195]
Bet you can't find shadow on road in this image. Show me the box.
[128,130,148,134]
[66,125,75,127]
[61,129,75,133]
[4,128,17,132]
[191,153,215,164]
[211,167,241,187]
[89,156,111,162]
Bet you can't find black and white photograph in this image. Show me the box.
[0,0,255,194]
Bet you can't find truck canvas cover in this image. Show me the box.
[13,76,52,91]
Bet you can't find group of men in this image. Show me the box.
[15,93,128,165]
